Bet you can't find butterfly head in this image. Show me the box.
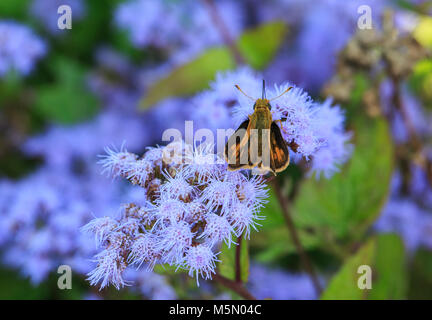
[234,80,292,112]
[253,99,271,110]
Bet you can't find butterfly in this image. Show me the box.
[224,80,292,175]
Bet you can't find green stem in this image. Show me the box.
[271,179,323,296]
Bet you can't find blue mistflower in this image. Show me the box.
[87,248,129,290]
[155,221,195,265]
[160,169,196,201]
[114,0,244,64]
[81,217,118,247]
[184,244,220,285]
[227,202,264,239]
[152,198,188,225]
[308,99,353,178]
[0,21,47,77]
[199,213,235,248]
[83,141,269,288]
[200,173,240,216]
[236,175,269,210]
[248,264,319,300]
[99,145,138,178]
[193,68,353,178]
[183,143,224,182]
[128,233,160,269]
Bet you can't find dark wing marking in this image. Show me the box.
[269,122,290,173]
[224,119,252,171]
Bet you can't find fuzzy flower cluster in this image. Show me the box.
[0,20,47,77]
[191,68,353,178]
[82,141,268,288]
[0,48,180,298]
[115,0,244,64]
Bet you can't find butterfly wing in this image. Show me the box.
[224,119,252,171]
[270,122,290,173]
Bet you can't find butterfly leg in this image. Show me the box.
[275,119,288,135]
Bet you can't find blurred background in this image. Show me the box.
[0,0,431,299]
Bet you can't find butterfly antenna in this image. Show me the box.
[234,85,255,101]
[270,86,293,101]
[262,79,266,99]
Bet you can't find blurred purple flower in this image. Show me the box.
[248,264,318,300]
[264,0,387,91]
[375,198,432,252]
[380,81,432,144]
[114,0,244,64]
[0,20,47,77]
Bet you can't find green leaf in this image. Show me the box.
[253,115,393,262]
[218,238,249,282]
[141,48,235,108]
[408,249,432,299]
[237,21,286,70]
[0,0,29,20]
[293,115,394,244]
[322,234,406,300]
[140,21,287,109]
[414,16,432,49]
[34,57,99,124]
[153,263,186,275]
[409,59,432,109]
[251,189,322,262]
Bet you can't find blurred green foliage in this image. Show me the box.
[218,238,249,283]
[34,57,99,124]
[252,115,393,264]
[322,234,406,300]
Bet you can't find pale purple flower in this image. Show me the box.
[160,170,196,201]
[98,145,138,178]
[84,141,270,287]
[87,248,129,290]
[199,213,235,248]
[81,217,118,247]
[156,221,195,265]
[0,20,46,76]
[248,264,318,300]
[308,99,353,178]
[128,233,160,269]
[114,0,244,64]
[375,199,432,252]
[184,244,220,285]
[183,143,224,182]
[153,198,188,225]
[200,174,239,215]
[227,202,263,239]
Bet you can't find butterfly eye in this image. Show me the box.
[267,103,272,110]
[253,102,257,110]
